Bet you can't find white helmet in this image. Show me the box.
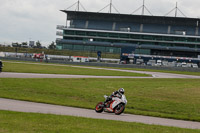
[119,88,125,94]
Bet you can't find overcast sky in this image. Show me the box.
[1,0,200,46]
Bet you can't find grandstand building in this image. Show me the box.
[56,10,200,64]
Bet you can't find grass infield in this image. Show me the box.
[0,78,200,122]
[2,61,150,77]
[2,60,200,76]
[0,111,199,133]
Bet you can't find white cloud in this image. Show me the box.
[0,0,200,46]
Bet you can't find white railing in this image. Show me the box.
[56,25,65,30]
[56,31,63,36]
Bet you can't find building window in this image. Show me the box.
[97,32,108,37]
[120,27,131,32]
[119,34,129,38]
[76,31,86,35]
[63,44,73,50]
[65,30,75,35]
[87,32,97,36]
[109,33,118,38]
[74,45,84,50]
[95,46,105,52]
[175,31,186,35]
[109,49,114,53]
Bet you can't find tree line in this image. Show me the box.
[11,41,56,50]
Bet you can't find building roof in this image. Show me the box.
[61,10,200,26]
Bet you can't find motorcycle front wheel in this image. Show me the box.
[114,104,125,115]
[95,102,104,113]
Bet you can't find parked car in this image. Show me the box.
[156,60,162,66]
[136,59,144,65]
[0,60,3,72]
[181,62,187,67]
[192,63,198,68]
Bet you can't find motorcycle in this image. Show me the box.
[95,94,127,115]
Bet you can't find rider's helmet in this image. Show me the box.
[119,88,125,94]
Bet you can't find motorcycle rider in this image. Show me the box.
[103,88,125,106]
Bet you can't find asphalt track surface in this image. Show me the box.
[1,62,200,129]
[0,98,200,129]
[1,71,200,78]
[1,61,200,78]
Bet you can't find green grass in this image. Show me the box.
[2,60,200,76]
[2,62,150,77]
[0,78,200,122]
[0,111,199,133]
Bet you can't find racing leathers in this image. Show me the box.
[104,91,123,105]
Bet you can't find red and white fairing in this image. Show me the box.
[104,95,127,112]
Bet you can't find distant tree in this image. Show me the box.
[42,46,47,49]
[12,42,21,47]
[48,41,56,49]
[22,42,28,45]
[36,40,42,48]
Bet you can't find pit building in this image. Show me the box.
[56,10,200,65]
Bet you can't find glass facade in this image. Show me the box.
[57,43,120,54]
[63,29,200,45]
[57,28,200,57]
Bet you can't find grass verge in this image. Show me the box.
[0,78,200,122]
[2,59,200,76]
[0,110,199,133]
[2,61,150,77]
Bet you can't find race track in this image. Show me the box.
[1,62,200,130]
[1,61,200,78]
[0,98,200,129]
[0,70,200,79]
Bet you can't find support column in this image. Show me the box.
[168,25,171,34]
[195,20,199,36]
[140,24,143,32]
[112,22,116,31]
[195,27,199,36]
[85,20,89,29]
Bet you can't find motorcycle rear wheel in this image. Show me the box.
[95,102,104,113]
[114,104,125,115]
